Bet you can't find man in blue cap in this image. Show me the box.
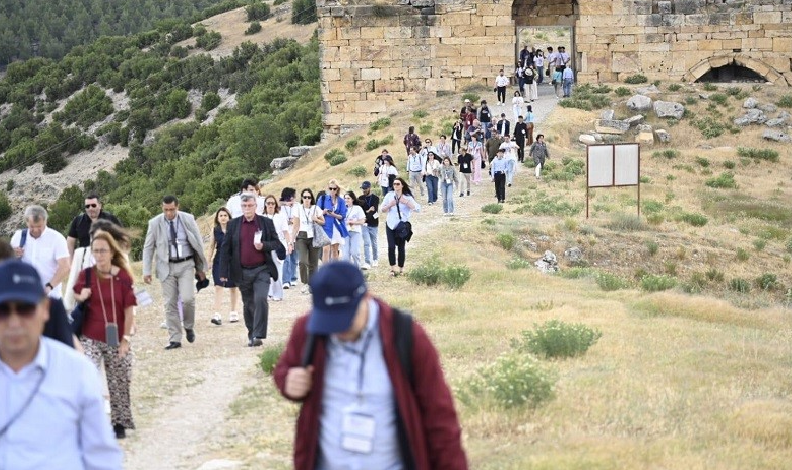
[274,261,467,470]
[0,260,122,468]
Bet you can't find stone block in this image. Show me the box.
[426,78,455,91]
[338,27,361,40]
[653,101,685,119]
[443,13,471,26]
[323,68,341,81]
[361,45,390,61]
[612,52,640,73]
[773,38,792,52]
[360,68,381,81]
[408,67,432,79]
[374,79,405,93]
[360,27,385,40]
[354,100,386,113]
[654,129,671,143]
[636,132,654,145]
[754,11,782,24]
[384,27,412,39]
[595,119,630,134]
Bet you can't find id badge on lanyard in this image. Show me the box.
[341,403,376,454]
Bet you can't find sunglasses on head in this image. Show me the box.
[0,302,37,320]
[85,204,98,209]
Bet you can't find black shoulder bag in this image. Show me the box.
[69,267,91,335]
[393,196,413,242]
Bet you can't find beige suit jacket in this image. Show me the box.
[142,211,208,282]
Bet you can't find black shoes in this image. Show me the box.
[165,342,182,350]
[466,190,470,196]
[251,338,263,347]
[185,329,195,343]
[113,424,126,439]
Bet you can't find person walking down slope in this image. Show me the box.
[494,69,510,106]
[528,134,550,179]
[440,156,460,216]
[273,261,468,470]
[209,207,239,325]
[491,149,508,203]
[380,177,421,277]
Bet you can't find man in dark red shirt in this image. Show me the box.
[274,261,468,470]
[219,194,284,346]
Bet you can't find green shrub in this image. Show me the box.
[736,247,749,262]
[639,176,652,183]
[369,117,392,133]
[729,278,750,293]
[606,213,646,231]
[753,238,766,251]
[258,343,284,375]
[407,257,471,289]
[624,74,648,84]
[615,87,631,97]
[684,96,698,105]
[723,160,735,169]
[496,232,516,251]
[640,274,677,292]
[703,83,718,92]
[647,240,659,256]
[345,136,362,152]
[244,21,262,35]
[196,31,221,50]
[641,200,664,214]
[292,0,318,24]
[776,94,792,108]
[646,213,664,225]
[595,272,629,291]
[458,354,556,409]
[412,109,428,119]
[678,212,708,227]
[725,87,741,96]
[324,148,345,162]
[462,92,480,104]
[0,191,12,222]
[756,273,777,290]
[347,165,367,177]
[693,116,725,139]
[737,147,779,163]
[695,157,710,167]
[786,237,792,254]
[559,98,592,111]
[668,83,682,92]
[705,172,737,189]
[559,267,594,279]
[5,180,14,191]
[506,257,532,270]
[246,2,270,21]
[514,319,603,359]
[706,268,724,282]
[482,203,503,214]
[418,123,433,135]
[365,135,393,151]
[709,93,728,105]
[329,154,347,166]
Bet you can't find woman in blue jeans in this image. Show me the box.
[424,150,441,205]
[379,177,421,276]
[439,157,459,216]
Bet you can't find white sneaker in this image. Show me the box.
[361,263,371,270]
[372,260,379,267]
[300,286,310,294]
[283,283,290,289]
[229,311,239,323]
[160,321,167,329]
[290,282,298,287]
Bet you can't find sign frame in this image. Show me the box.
[585,143,641,218]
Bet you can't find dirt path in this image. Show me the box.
[122,90,558,469]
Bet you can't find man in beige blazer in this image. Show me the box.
[143,195,208,350]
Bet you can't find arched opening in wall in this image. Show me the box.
[512,0,577,74]
[696,64,767,83]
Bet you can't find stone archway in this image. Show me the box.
[684,54,789,86]
[512,0,578,72]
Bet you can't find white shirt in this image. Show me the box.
[533,55,544,67]
[563,68,574,80]
[380,192,421,230]
[558,51,571,66]
[10,227,69,299]
[547,51,559,66]
[265,212,289,244]
[346,205,365,233]
[0,337,123,470]
[495,74,510,87]
[297,205,319,239]
[377,165,398,187]
[226,193,266,218]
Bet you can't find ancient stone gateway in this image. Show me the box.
[318,0,792,135]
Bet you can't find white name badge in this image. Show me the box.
[463,164,469,169]
[176,241,184,259]
[135,289,153,307]
[445,178,452,184]
[372,212,379,219]
[341,410,376,454]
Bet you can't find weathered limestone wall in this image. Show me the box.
[575,0,792,85]
[319,0,792,135]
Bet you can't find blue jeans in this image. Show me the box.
[343,232,362,266]
[506,159,516,185]
[362,225,379,264]
[536,66,544,84]
[442,182,455,213]
[481,122,491,140]
[563,78,573,97]
[282,248,298,284]
[381,185,389,197]
[426,175,439,203]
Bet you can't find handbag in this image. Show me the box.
[311,202,331,248]
[69,267,91,336]
[394,196,413,242]
[481,159,487,169]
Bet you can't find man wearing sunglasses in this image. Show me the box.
[64,193,122,310]
[0,260,122,468]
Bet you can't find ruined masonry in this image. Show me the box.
[318,0,792,135]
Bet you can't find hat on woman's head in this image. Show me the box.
[308,262,368,334]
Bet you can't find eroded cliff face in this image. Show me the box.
[318,0,791,135]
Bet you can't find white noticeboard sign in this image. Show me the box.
[585,143,641,218]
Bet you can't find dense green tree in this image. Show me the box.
[291,0,317,25]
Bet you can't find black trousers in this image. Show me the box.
[494,172,506,201]
[515,138,525,162]
[386,225,406,268]
[239,265,271,340]
[497,86,506,103]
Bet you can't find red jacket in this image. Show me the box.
[273,298,468,470]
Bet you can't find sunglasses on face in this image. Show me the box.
[0,302,37,320]
[302,196,312,199]
[266,202,276,206]
[85,204,98,209]
[393,182,402,186]
[328,187,338,191]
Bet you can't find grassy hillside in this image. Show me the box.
[224,82,792,469]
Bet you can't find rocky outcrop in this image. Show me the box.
[762,130,791,143]
[627,95,652,112]
[653,101,684,119]
[734,109,767,126]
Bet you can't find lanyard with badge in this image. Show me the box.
[364,195,378,220]
[339,329,377,454]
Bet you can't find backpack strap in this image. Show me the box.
[20,228,28,248]
[392,308,414,388]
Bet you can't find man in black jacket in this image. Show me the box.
[219,194,285,346]
[357,181,380,270]
[514,115,529,163]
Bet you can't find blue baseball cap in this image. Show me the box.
[308,261,368,334]
[360,181,372,189]
[0,260,45,304]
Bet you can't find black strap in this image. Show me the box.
[392,308,414,387]
[0,367,45,438]
[20,228,27,248]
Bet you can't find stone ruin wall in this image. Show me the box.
[318,0,792,135]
